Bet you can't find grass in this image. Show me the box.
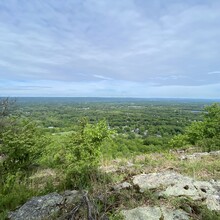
[178,155,220,180]
[0,181,38,220]
[102,150,220,181]
[1,150,220,219]
[170,197,220,220]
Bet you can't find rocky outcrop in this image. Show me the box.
[8,171,220,220]
[121,206,189,220]
[8,191,81,220]
[179,150,220,160]
[133,171,220,211]
[133,172,192,191]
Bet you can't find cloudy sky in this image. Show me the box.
[0,0,220,98]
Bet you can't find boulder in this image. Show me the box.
[133,171,191,192]
[163,181,216,200]
[133,171,220,211]
[8,191,81,220]
[121,206,189,220]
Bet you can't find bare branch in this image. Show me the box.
[0,97,16,118]
[83,191,95,220]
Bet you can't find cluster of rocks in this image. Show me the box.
[121,171,220,220]
[9,171,220,220]
[122,206,189,220]
[179,150,220,160]
[133,171,220,208]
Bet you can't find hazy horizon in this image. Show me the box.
[1,96,220,101]
[1,0,220,98]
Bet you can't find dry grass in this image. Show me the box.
[29,168,64,190]
[101,151,220,181]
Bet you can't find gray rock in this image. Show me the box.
[113,182,132,191]
[122,207,161,220]
[163,181,216,200]
[163,182,201,200]
[161,207,190,220]
[9,191,81,220]
[62,190,81,204]
[206,194,220,211]
[121,206,189,220]
[194,181,217,196]
[179,151,220,160]
[133,172,191,192]
[133,171,220,211]
[163,180,220,211]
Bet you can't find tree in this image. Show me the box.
[0,97,16,134]
[0,97,16,117]
[0,119,46,176]
[185,121,204,145]
[169,103,220,151]
[66,119,113,185]
[41,119,114,188]
[203,103,220,138]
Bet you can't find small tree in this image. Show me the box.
[0,119,46,176]
[0,97,16,135]
[63,119,113,188]
[169,103,220,151]
[203,103,220,138]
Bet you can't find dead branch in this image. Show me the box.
[83,191,95,220]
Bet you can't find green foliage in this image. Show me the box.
[203,103,220,137]
[65,119,113,187]
[169,103,220,150]
[40,119,113,188]
[142,136,171,150]
[185,121,204,145]
[18,98,205,140]
[143,136,164,146]
[108,213,124,220]
[0,173,37,219]
[168,134,188,149]
[1,99,220,218]
[197,137,220,152]
[0,118,46,176]
[101,135,154,158]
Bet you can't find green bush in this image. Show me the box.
[66,119,114,187]
[168,134,188,149]
[0,173,37,219]
[169,103,220,151]
[198,137,220,152]
[143,136,164,146]
[0,118,47,178]
[40,119,113,188]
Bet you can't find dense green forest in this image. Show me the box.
[0,97,220,219]
[13,97,214,154]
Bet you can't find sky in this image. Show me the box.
[0,0,220,98]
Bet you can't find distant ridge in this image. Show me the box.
[11,97,220,104]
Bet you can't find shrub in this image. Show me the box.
[0,173,37,219]
[168,134,189,149]
[40,119,113,188]
[169,103,220,150]
[0,118,46,177]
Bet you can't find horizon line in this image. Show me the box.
[1,96,220,100]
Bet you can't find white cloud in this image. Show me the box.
[1,80,220,99]
[207,71,220,75]
[93,74,112,80]
[0,0,220,97]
